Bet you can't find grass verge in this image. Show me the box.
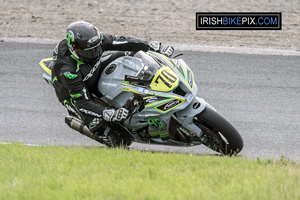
[0,143,299,200]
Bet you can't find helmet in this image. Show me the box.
[66,21,103,64]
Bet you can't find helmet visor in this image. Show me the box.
[76,42,103,60]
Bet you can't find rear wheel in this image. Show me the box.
[195,108,243,155]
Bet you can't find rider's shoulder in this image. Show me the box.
[54,39,69,58]
[101,33,114,43]
[61,57,78,71]
[55,39,68,50]
[59,63,80,80]
[54,54,78,75]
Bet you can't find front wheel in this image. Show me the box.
[194,108,243,155]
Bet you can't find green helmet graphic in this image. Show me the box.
[66,31,75,49]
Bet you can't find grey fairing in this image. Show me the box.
[98,56,142,107]
[97,54,217,139]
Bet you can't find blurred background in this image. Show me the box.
[0,0,299,50]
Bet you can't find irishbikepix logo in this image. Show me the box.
[196,12,281,30]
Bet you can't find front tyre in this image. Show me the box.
[194,108,243,155]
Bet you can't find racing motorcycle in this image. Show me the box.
[39,50,243,155]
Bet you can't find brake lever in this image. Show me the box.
[173,53,183,59]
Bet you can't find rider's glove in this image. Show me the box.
[160,44,174,57]
[103,108,129,122]
[149,41,174,57]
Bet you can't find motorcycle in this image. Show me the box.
[39,50,243,155]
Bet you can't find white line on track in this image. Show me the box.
[0,142,43,147]
[1,37,300,56]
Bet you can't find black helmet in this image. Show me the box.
[66,21,103,64]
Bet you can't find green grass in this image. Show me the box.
[0,143,299,200]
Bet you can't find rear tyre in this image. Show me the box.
[195,108,243,155]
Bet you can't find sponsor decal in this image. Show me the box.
[196,12,282,30]
[101,82,118,87]
[175,60,185,77]
[187,70,193,88]
[156,99,182,112]
[147,118,166,130]
[136,87,149,94]
[164,100,181,110]
[145,97,158,105]
[144,96,171,107]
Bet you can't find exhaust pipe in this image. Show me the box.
[65,115,103,143]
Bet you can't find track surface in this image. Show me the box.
[1,42,300,161]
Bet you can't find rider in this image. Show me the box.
[51,21,174,141]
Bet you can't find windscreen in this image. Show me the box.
[134,51,159,81]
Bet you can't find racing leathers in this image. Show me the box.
[51,33,171,133]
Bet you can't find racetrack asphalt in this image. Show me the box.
[1,41,299,162]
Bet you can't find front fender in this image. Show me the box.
[175,96,216,137]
